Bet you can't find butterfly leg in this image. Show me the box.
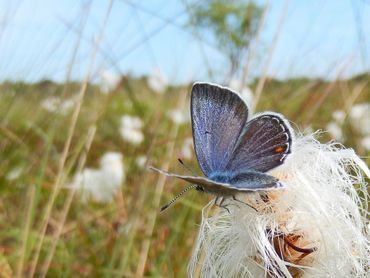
[218,197,231,213]
[213,196,231,213]
[232,196,258,212]
[214,196,219,206]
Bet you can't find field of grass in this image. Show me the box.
[0,75,369,277]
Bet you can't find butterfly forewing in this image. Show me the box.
[191,83,248,176]
[225,113,293,173]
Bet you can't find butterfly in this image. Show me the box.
[151,82,293,211]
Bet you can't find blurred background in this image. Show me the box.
[0,0,369,277]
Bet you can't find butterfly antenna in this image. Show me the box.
[160,184,197,213]
[177,158,197,175]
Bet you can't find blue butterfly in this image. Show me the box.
[151,82,293,211]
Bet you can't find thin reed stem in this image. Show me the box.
[28,1,113,276]
[39,126,96,277]
[252,0,289,112]
[16,185,36,278]
[135,90,188,277]
[240,0,270,88]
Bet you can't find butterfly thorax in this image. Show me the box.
[196,172,234,195]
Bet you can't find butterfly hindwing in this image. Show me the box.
[191,83,249,176]
[224,113,292,173]
[229,170,283,190]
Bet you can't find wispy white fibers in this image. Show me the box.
[70,152,125,203]
[189,132,369,278]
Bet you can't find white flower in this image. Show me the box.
[189,132,370,277]
[6,166,23,181]
[332,110,346,124]
[360,135,370,151]
[167,108,190,125]
[349,103,370,135]
[70,152,124,203]
[41,96,76,115]
[41,97,59,112]
[180,137,193,160]
[135,155,147,168]
[147,68,168,94]
[119,115,144,145]
[326,121,344,141]
[99,69,121,94]
[229,79,254,111]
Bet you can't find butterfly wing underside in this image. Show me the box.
[191,83,292,191]
[225,113,293,173]
[191,83,248,176]
[152,83,294,195]
[150,167,283,194]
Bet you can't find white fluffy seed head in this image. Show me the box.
[188,132,370,278]
[70,152,125,203]
[147,68,168,94]
[99,69,121,93]
[167,108,191,125]
[119,115,144,145]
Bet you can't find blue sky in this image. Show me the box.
[0,0,369,84]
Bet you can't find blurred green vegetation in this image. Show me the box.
[0,73,369,277]
[188,0,262,76]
